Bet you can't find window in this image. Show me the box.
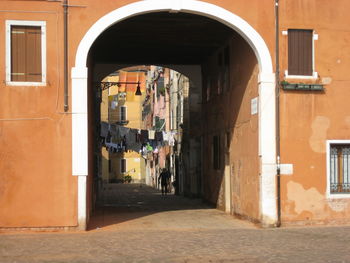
[286,29,317,78]
[6,20,46,85]
[120,159,126,174]
[213,135,221,170]
[327,141,350,198]
[120,105,127,121]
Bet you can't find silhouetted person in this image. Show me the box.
[158,168,171,195]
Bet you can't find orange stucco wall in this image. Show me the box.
[0,2,77,227]
[1,0,350,228]
[278,0,350,225]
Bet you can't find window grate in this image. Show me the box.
[330,145,350,193]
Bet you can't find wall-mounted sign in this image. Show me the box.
[251,97,258,115]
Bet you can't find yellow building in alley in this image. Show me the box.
[100,68,147,184]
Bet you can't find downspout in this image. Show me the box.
[275,0,281,227]
[63,0,69,112]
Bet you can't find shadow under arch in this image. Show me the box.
[72,0,277,230]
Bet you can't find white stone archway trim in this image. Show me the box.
[72,0,277,229]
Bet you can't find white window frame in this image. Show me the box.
[326,140,350,199]
[120,158,127,174]
[6,20,46,86]
[120,105,127,121]
[283,29,318,80]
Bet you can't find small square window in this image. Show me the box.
[6,20,46,86]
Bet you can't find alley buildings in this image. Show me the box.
[1,0,350,230]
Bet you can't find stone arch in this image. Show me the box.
[72,0,277,229]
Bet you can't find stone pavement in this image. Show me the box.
[1,184,350,263]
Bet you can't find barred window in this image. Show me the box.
[330,144,350,194]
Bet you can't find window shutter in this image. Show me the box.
[10,25,41,82]
[11,26,26,82]
[26,26,42,82]
[288,29,313,76]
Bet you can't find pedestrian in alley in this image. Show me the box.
[158,168,171,195]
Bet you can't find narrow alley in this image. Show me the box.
[1,184,350,263]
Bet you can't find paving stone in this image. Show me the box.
[1,184,350,263]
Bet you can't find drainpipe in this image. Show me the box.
[63,0,69,112]
[275,0,281,227]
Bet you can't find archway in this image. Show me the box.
[72,0,276,230]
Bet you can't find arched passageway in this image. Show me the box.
[72,0,276,230]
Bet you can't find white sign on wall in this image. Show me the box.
[251,97,258,115]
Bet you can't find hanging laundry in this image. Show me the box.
[146,143,153,152]
[119,126,130,137]
[110,124,119,137]
[168,131,176,146]
[148,130,156,140]
[162,131,170,142]
[128,129,142,152]
[155,131,163,141]
[141,129,149,143]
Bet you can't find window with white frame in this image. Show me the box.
[285,29,318,79]
[6,20,46,86]
[327,141,350,197]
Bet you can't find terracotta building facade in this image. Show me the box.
[1,0,350,229]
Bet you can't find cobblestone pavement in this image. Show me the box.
[1,184,350,263]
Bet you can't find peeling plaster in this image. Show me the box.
[309,116,330,153]
[287,181,324,214]
[327,199,348,212]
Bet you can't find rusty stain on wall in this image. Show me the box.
[287,181,324,215]
[309,116,330,153]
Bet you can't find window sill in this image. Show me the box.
[284,70,318,80]
[327,194,350,199]
[6,81,46,87]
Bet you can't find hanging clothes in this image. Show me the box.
[162,131,170,143]
[155,131,163,142]
[119,126,130,137]
[168,131,176,146]
[110,124,119,137]
[148,130,156,140]
[141,129,149,143]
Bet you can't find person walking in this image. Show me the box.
[158,168,171,195]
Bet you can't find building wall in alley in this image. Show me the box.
[201,32,260,222]
[102,71,146,183]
